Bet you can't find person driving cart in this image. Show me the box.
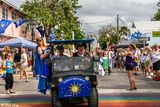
[73,43,90,57]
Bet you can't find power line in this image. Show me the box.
[81,15,129,34]
[119,18,127,26]
[81,17,116,24]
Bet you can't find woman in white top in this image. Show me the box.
[140,49,146,76]
[144,47,152,78]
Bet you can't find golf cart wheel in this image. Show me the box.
[88,87,98,107]
[51,90,62,107]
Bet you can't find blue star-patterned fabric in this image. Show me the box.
[58,76,91,98]
[0,19,12,34]
[14,19,27,28]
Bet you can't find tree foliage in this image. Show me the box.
[98,25,130,49]
[21,0,84,40]
[153,9,160,21]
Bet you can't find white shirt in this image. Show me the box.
[152,51,160,63]
[21,53,28,66]
[145,53,151,62]
[134,49,141,58]
[141,55,146,63]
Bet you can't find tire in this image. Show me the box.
[51,90,62,107]
[88,87,98,107]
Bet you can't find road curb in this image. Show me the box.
[98,89,160,94]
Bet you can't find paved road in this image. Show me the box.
[0,68,160,107]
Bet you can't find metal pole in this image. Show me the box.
[157,1,160,7]
[72,31,75,52]
[31,28,34,72]
[117,15,119,43]
[143,41,145,48]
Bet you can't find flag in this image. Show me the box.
[129,31,142,40]
[0,19,12,34]
[36,26,47,44]
[14,19,28,28]
[36,26,45,37]
[49,31,55,42]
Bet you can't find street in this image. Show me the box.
[0,69,160,107]
[0,0,160,107]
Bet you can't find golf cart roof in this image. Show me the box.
[50,39,94,45]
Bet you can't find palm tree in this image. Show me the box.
[119,26,130,42]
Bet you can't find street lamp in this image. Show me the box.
[30,20,36,41]
[157,1,160,7]
[90,34,98,51]
[30,20,36,73]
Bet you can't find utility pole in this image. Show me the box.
[157,0,160,7]
[117,15,120,43]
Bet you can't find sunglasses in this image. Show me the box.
[38,39,42,42]
[8,55,12,57]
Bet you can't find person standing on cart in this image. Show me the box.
[35,37,51,94]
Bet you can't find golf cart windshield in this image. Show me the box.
[53,57,92,72]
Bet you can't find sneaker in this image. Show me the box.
[134,73,138,75]
[133,87,137,90]
[153,77,158,80]
[10,91,16,94]
[127,88,133,91]
[155,77,160,81]
[6,90,10,94]
[146,76,152,79]
[151,73,154,76]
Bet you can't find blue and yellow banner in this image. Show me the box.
[58,76,91,98]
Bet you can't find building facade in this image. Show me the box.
[130,21,160,46]
[0,0,40,42]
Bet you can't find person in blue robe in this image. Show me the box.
[34,37,51,94]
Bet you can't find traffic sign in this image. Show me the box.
[138,37,150,41]
[152,31,160,37]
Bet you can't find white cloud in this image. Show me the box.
[127,0,158,4]
[7,0,159,34]
[77,0,158,34]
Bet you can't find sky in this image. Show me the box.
[7,0,159,35]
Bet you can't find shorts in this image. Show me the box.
[134,62,138,66]
[144,61,151,67]
[124,62,134,70]
[141,63,145,69]
[153,60,160,71]
[17,64,21,70]
[21,66,28,71]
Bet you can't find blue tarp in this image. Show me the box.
[0,37,37,49]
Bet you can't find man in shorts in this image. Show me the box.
[20,49,29,82]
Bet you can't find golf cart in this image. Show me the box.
[49,39,98,107]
